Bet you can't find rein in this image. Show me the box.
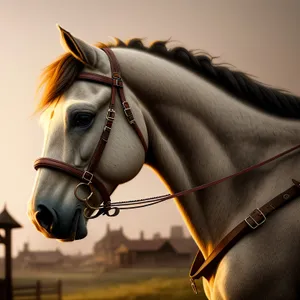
[89,143,300,218]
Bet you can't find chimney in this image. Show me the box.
[170,226,184,239]
[24,242,29,252]
[153,233,161,240]
[140,231,144,240]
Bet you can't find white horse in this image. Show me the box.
[28,25,300,299]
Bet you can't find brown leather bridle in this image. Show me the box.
[34,48,148,218]
[33,46,300,292]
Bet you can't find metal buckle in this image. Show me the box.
[106,108,115,121]
[82,171,93,184]
[103,125,112,132]
[190,278,198,294]
[102,125,112,142]
[244,208,266,229]
[113,78,123,87]
[112,73,123,87]
[124,109,135,124]
[112,72,121,78]
[122,102,135,124]
[122,101,129,110]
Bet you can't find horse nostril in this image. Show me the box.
[36,205,55,233]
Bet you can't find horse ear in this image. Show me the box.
[56,24,99,67]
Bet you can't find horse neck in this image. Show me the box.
[114,48,300,257]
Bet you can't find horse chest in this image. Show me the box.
[208,202,300,300]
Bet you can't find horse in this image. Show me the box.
[28,25,300,299]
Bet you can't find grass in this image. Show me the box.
[11,268,208,300]
[64,276,207,300]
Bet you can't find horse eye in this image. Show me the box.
[72,113,95,128]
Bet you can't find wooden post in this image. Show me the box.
[5,229,12,300]
[57,280,62,300]
[36,280,41,300]
[0,206,22,300]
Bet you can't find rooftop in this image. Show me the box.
[0,206,22,229]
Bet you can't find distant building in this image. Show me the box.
[94,224,129,266]
[94,225,198,268]
[14,225,198,271]
[15,242,65,270]
[170,225,184,239]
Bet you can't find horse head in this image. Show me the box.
[28,26,148,241]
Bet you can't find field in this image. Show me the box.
[12,268,208,300]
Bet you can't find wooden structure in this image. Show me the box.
[13,280,62,300]
[0,205,22,300]
[115,239,197,268]
[94,224,198,268]
[15,243,65,270]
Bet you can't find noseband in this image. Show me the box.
[34,48,148,219]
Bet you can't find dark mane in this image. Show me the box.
[37,38,300,119]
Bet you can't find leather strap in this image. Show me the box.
[34,158,111,204]
[84,48,120,173]
[77,50,147,158]
[189,179,300,292]
[117,78,148,151]
[34,47,147,214]
[76,73,115,87]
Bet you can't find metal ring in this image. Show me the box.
[83,207,102,219]
[83,207,120,219]
[83,207,107,219]
[106,207,120,217]
[74,182,94,202]
[85,199,102,210]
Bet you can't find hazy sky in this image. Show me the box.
[0,0,299,257]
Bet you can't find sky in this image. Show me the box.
[0,0,299,257]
